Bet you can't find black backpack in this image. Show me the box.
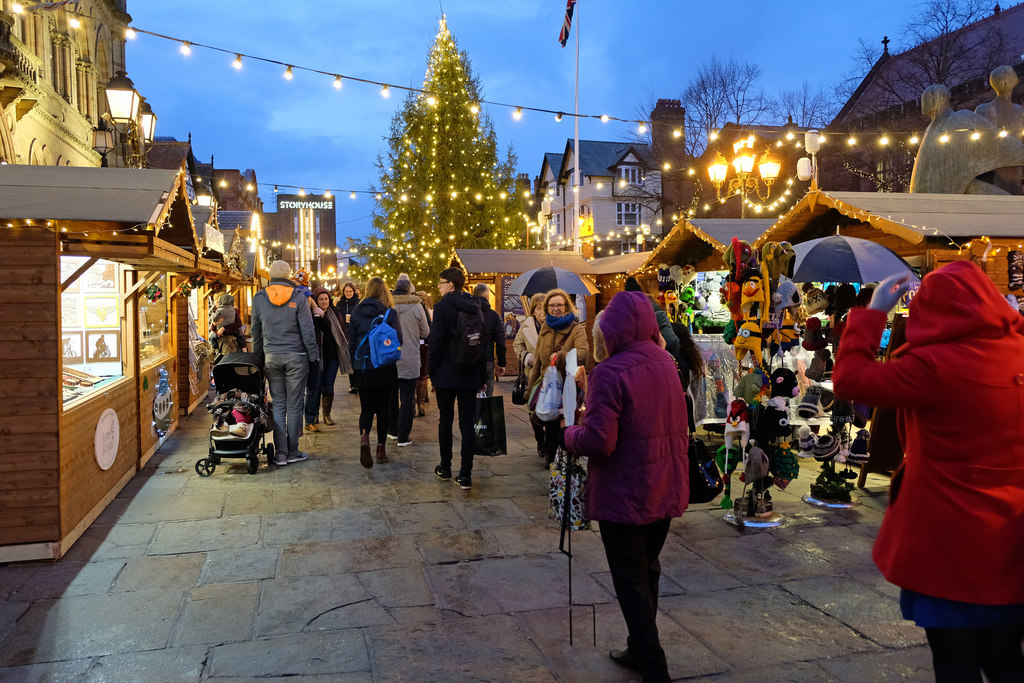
[451,306,486,368]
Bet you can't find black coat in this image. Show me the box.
[476,297,506,367]
[348,297,402,387]
[427,291,488,389]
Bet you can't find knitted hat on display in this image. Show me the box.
[769,368,799,399]
[724,399,751,454]
[848,429,871,464]
[772,278,801,315]
[813,434,840,461]
[804,348,831,382]
[797,425,816,458]
[802,317,828,351]
[742,444,770,481]
[796,385,822,419]
[819,387,835,412]
[804,287,828,315]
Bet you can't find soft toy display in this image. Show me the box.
[657,263,672,292]
[723,398,750,454]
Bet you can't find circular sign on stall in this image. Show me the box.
[94,408,120,470]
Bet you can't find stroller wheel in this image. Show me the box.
[195,459,216,477]
[247,456,259,474]
[264,442,275,466]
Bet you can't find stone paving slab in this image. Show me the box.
[0,383,937,680]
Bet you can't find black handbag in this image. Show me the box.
[688,436,724,504]
[511,354,529,405]
[473,395,508,456]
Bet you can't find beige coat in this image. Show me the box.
[527,321,589,390]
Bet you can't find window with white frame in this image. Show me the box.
[618,166,641,185]
[616,202,641,226]
[552,213,562,234]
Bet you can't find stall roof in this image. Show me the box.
[453,249,593,275]
[588,251,647,275]
[0,165,182,226]
[753,190,1024,249]
[642,218,774,273]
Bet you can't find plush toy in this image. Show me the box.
[678,287,696,326]
[796,425,816,458]
[734,369,766,403]
[669,264,697,288]
[724,399,750,455]
[664,290,679,322]
[657,264,672,291]
[733,319,764,367]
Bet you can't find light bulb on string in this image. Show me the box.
[180,41,192,55]
[350,191,357,199]
[380,84,390,97]
[513,107,523,120]
[910,135,920,144]
[232,54,242,69]
[637,122,647,134]
[600,114,610,123]
[284,65,293,80]
[333,75,342,89]
[555,112,564,122]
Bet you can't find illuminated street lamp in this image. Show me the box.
[104,71,140,124]
[707,137,781,217]
[138,99,157,143]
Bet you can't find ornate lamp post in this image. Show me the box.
[102,71,154,168]
[707,136,780,217]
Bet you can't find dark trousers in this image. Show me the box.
[391,378,417,442]
[599,518,673,683]
[436,387,476,477]
[358,384,392,444]
[925,626,1024,683]
[542,419,561,464]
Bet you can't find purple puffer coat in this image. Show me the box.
[564,291,690,525]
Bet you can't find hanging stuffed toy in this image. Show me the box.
[664,290,679,323]
[724,399,750,454]
[678,286,696,327]
[657,263,672,292]
[734,369,766,404]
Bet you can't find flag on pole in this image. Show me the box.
[558,0,577,47]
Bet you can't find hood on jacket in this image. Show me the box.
[354,297,388,317]
[475,296,492,312]
[445,291,482,314]
[906,260,1024,347]
[265,278,298,307]
[311,286,333,307]
[599,291,659,356]
[394,293,421,307]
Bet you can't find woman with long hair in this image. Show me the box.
[310,286,353,427]
[337,281,361,395]
[526,288,589,465]
[514,292,547,457]
[347,277,402,468]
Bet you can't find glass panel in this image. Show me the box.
[139,273,172,365]
[61,257,125,405]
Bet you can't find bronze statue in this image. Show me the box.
[975,66,1024,134]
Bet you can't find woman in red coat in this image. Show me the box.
[833,261,1024,682]
[564,291,689,683]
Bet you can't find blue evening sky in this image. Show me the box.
[125,1,922,243]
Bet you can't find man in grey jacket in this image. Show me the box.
[251,261,319,465]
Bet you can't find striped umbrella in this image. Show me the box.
[791,235,917,284]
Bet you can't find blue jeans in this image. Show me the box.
[304,359,321,425]
[320,357,340,397]
[265,353,309,458]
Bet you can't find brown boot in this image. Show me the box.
[359,431,372,468]
[376,443,389,464]
[322,395,334,425]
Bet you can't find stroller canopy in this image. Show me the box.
[212,353,264,396]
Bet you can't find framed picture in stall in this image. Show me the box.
[60,257,86,293]
[62,331,84,365]
[86,330,121,364]
[84,296,119,328]
[61,293,83,328]
[83,261,118,292]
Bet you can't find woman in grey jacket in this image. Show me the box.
[389,276,430,446]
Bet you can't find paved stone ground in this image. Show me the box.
[0,382,934,682]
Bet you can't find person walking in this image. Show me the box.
[311,286,353,427]
[624,276,679,356]
[428,267,488,490]
[348,277,402,468]
[250,260,319,466]
[390,276,430,447]
[833,262,1024,683]
[563,290,690,683]
[303,293,324,434]
[414,290,434,417]
[513,292,546,457]
[472,283,506,396]
[526,288,589,465]
[337,282,361,395]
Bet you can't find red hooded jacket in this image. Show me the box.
[564,291,690,525]
[833,261,1024,605]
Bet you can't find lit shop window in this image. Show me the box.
[139,273,172,365]
[60,257,124,404]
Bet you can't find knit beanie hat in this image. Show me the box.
[742,445,770,481]
[797,425,816,458]
[797,385,821,419]
[624,276,642,292]
[848,429,871,464]
[813,434,840,461]
[269,260,291,280]
[804,348,831,382]
[769,368,798,399]
[804,287,828,315]
[802,317,827,351]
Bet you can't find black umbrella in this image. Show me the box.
[792,235,917,284]
[505,266,599,297]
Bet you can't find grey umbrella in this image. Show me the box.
[504,266,599,297]
[791,235,917,284]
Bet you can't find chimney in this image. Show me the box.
[650,99,686,163]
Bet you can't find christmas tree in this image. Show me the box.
[352,18,531,287]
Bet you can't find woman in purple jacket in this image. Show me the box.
[564,290,690,683]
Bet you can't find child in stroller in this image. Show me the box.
[196,352,275,476]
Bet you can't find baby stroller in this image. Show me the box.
[195,352,274,476]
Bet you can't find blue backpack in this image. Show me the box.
[356,312,401,368]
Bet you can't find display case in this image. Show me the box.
[139,274,173,365]
[60,257,126,406]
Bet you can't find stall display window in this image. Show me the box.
[139,273,172,365]
[61,257,125,404]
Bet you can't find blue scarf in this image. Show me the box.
[546,312,575,330]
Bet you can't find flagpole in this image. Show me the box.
[572,0,581,255]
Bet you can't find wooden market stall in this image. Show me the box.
[589,251,647,308]
[451,249,599,375]
[0,165,212,561]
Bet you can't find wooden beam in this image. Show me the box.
[122,271,163,303]
[59,256,97,293]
